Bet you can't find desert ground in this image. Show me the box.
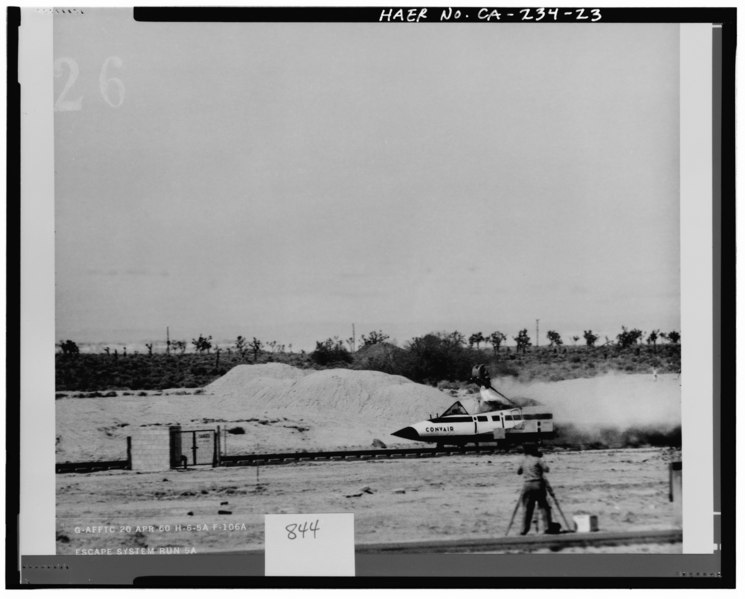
[56,446,680,555]
[56,365,681,461]
[56,365,681,554]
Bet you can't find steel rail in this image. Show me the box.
[55,459,130,474]
[55,445,508,474]
[217,444,505,467]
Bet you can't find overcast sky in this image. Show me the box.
[54,11,680,350]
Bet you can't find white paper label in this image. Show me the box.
[264,513,355,577]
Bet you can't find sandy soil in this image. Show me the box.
[56,368,680,462]
[56,447,681,555]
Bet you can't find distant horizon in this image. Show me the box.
[58,319,681,354]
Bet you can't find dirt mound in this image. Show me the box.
[204,363,306,395]
[206,366,453,422]
[58,366,458,461]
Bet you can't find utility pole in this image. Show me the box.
[536,319,540,349]
[166,326,171,355]
[352,323,356,352]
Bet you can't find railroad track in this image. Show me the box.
[54,445,516,474]
[56,459,130,474]
[55,445,505,474]
[218,445,505,467]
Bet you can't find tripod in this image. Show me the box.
[504,480,571,536]
[546,482,572,531]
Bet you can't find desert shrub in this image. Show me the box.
[227,426,245,435]
[353,342,407,374]
[311,338,352,366]
[190,364,209,376]
[361,330,390,347]
[617,326,644,349]
[180,375,196,388]
[400,331,479,384]
[54,331,680,390]
[487,360,519,378]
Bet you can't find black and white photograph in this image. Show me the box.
[30,6,724,570]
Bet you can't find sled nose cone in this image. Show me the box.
[391,426,420,441]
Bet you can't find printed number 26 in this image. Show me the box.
[54,56,125,111]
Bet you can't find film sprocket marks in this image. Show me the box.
[12,4,733,588]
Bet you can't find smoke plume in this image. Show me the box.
[494,371,681,448]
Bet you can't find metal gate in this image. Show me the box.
[174,429,216,467]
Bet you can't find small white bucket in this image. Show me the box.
[573,514,599,532]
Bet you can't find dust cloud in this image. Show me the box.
[493,371,681,447]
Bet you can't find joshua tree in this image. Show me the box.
[546,330,563,347]
[468,332,485,349]
[646,329,660,353]
[513,329,531,355]
[617,326,643,349]
[235,335,248,358]
[361,330,390,347]
[191,334,212,354]
[583,330,599,347]
[489,331,507,354]
[58,339,80,355]
[448,331,466,346]
[250,337,264,361]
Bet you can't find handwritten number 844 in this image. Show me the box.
[285,520,320,540]
[54,56,125,111]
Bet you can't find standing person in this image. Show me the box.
[517,445,553,535]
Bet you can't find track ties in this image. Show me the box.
[218,445,501,468]
[56,446,504,474]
